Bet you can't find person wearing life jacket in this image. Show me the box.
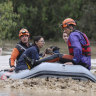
[22,18,91,70]
[9,28,32,71]
[60,18,91,70]
[15,36,45,72]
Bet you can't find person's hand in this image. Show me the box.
[9,67,15,72]
[64,62,73,65]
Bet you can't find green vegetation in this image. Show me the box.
[0,1,20,40]
[0,0,96,40]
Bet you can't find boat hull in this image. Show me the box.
[0,62,96,82]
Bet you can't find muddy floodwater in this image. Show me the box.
[0,77,96,96]
[0,41,96,96]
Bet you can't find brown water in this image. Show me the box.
[0,78,96,96]
[0,41,96,96]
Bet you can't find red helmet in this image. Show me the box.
[19,28,30,37]
[61,18,76,28]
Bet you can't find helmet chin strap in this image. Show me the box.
[70,29,73,32]
[67,25,74,32]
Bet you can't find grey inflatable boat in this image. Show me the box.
[0,62,96,82]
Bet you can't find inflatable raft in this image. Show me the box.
[0,62,96,82]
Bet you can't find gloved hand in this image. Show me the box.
[9,67,15,72]
[59,54,74,64]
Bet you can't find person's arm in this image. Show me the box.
[70,35,82,64]
[9,48,19,67]
[31,49,40,60]
[23,48,40,69]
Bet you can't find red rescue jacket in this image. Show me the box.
[68,32,91,56]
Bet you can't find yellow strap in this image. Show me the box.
[26,62,31,70]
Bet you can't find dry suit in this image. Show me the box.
[68,30,91,70]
